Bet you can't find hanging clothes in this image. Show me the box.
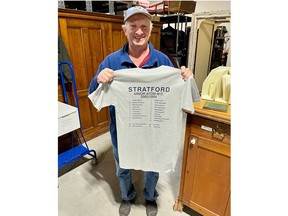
[58,35,72,83]
[161,24,177,53]
[160,24,185,54]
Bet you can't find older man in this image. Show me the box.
[88,6,193,216]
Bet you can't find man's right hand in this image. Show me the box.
[97,68,115,84]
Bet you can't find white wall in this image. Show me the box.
[195,0,231,66]
[195,1,230,13]
[194,1,231,67]
[187,1,231,90]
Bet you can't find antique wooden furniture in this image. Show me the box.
[58,8,162,143]
[174,99,230,216]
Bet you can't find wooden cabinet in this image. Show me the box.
[58,9,162,142]
[174,100,230,216]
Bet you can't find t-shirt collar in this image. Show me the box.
[120,42,158,68]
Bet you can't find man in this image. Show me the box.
[88,6,193,216]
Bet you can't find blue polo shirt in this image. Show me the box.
[88,42,174,146]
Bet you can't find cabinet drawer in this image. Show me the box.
[188,115,230,147]
[189,133,230,157]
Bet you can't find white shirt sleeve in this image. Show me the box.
[88,82,115,111]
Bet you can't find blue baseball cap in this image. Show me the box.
[124,6,153,22]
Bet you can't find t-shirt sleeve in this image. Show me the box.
[181,77,200,113]
[88,83,114,111]
[190,78,201,102]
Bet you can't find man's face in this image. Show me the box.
[123,14,151,47]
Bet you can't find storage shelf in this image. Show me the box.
[160,14,191,24]
[160,14,191,66]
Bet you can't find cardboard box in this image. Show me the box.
[169,1,196,14]
[58,102,80,137]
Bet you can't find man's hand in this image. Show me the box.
[97,68,115,84]
[180,66,194,81]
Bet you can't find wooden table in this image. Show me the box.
[174,100,231,216]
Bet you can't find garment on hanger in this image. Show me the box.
[58,35,72,83]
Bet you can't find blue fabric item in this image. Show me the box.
[88,42,173,201]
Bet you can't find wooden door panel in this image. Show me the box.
[66,28,88,90]
[191,145,230,215]
[86,26,110,132]
[183,134,230,216]
[90,104,109,127]
[65,26,107,133]
[59,16,110,140]
[112,23,126,51]
[77,94,93,130]
[88,28,105,79]
[65,18,106,91]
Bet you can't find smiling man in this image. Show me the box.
[122,6,153,68]
[88,6,194,216]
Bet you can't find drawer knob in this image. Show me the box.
[190,138,196,145]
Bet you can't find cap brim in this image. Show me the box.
[124,12,153,22]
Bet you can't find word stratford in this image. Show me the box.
[128,86,170,93]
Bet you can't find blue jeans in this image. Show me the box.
[110,128,159,201]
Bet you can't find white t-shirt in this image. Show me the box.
[88,66,200,173]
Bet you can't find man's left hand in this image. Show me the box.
[180,66,194,81]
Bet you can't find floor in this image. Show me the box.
[58,132,202,216]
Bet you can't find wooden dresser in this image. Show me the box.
[174,100,231,216]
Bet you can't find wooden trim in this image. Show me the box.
[83,126,110,141]
[58,8,124,22]
[58,8,163,27]
[184,99,231,125]
[188,201,219,216]
[195,134,230,157]
[178,119,192,199]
